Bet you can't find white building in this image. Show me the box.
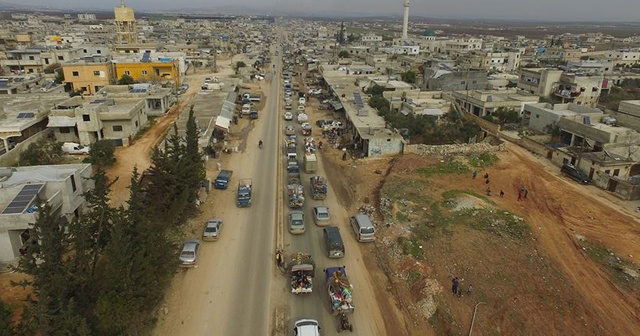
[77,13,97,21]
[362,34,382,43]
[0,164,93,264]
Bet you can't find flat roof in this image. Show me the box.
[0,94,68,132]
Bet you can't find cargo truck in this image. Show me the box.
[236,178,252,207]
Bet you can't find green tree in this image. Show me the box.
[117,74,136,85]
[183,106,206,214]
[368,95,389,110]
[364,84,385,96]
[87,139,116,168]
[235,61,246,70]
[0,300,13,336]
[338,50,351,58]
[401,70,416,84]
[18,138,63,166]
[491,107,521,124]
[54,69,64,84]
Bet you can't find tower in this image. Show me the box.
[402,0,410,40]
[114,0,138,44]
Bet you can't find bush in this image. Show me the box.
[88,140,116,168]
[19,138,63,166]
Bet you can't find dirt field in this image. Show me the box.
[319,141,640,335]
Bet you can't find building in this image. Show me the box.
[551,73,603,107]
[77,13,97,21]
[3,48,47,74]
[362,34,382,43]
[320,65,405,157]
[0,164,93,264]
[47,96,148,146]
[453,89,540,117]
[113,51,184,86]
[523,102,603,133]
[114,1,138,44]
[61,57,114,95]
[606,50,640,67]
[517,68,563,97]
[423,70,488,91]
[96,83,175,116]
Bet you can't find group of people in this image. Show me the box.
[451,277,473,298]
[473,170,528,200]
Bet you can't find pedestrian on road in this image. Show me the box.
[472,170,478,179]
[484,173,489,179]
[486,187,491,196]
[466,285,473,296]
[485,178,490,184]
[524,189,528,199]
[451,277,459,294]
[500,190,504,198]
[457,287,463,298]
[342,152,347,161]
[275,250,283,269]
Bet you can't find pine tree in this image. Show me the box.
[183,105,206,215]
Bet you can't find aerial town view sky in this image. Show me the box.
[9,0,640,21]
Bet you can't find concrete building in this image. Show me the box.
[423,70,488,91]
[362,34,382,43]
[77,13,97,21]
[113,51,184,86]
[47,96,148,146]
[3,47,47,74]
[443,38,483,56]
[114,1,138,44]
[551,73,603,107]
[96,83,175,116]
[0,94,68,153]
[518,68,563,97]
[0,163,93,264]
[523,102,603,133]
[606,50,640,67]
[453,89,540,117]
[320,65,405,157]
[62,57,114,94]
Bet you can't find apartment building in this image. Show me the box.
[453,89,540,117]
[3,47,47,73]
[62,57,114,94]
[606,50,640,67]
[48,96,148,146]
[0,163,93,264]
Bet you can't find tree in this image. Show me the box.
[87,140,116,168]
[338,50,351,58]
[183,106,206,214]
[491,107,521,124]
[365,84,385,96]
[235,61,246,70]
[54,69,64,84]
[401,70,416,84]
[19,138,63,166]
[0,300,13,336]
[117,74,136,85]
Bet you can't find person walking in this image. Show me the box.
[451,277,459,295]
[500,190,504,198]
[524,189,528,199]
[275,250,283,269]
[472,170,478,179]
[484,173,489,179]
[486,187,491,196]
[466,285,473,296]
[485,178,490,185]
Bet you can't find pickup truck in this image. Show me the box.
[309,176,327,200]
[236,178,252,207]
[287,178,305,208]
[288,253,315,294]
[214,170,233,189]
[326,266,355,315]
[62,142,90,155]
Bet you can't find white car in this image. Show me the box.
[284,111,293,121]
[293,319,321,336]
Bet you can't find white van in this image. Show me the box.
[350,214,375,242]
[298,97,306,105]
[241,104,251,115]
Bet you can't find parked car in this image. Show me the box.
[177,84,189,95]
[202,218,223,241]
[561,163,592,184]
[312,206,331,226]
[285,125,296,135]
[62,142,90,155]
[284,111,293,121]
[293,319,321,336]
[204,77,212,84]
[179,239,200,267]
[288,210,306,234]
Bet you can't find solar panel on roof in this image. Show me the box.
[17,112,35,119]
[141,51,151,63]
[353,92,365,109]
[2,183,43,215]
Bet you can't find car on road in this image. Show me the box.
[204,77,212,84]
[288,210,306,234]
[561,163,592,184]
[202,218,223,241]
[284,111,293,121]
[285,125,296,135]
[179,239,200,267]
[312,206,331,226]
[177,84,189,95]
[293,319,321,336]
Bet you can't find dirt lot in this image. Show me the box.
[319,140,640,335]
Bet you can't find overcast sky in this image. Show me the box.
[14,0,640,22]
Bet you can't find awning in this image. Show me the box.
[214,116,231,132]
[47,116,76,128]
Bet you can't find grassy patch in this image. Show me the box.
[428,307,459,336]
[397,236,425,259]
[407,270,424,285]
[468,152,499,168]
[578,239,640,291]
[457,208,529,239]
[417,160,470,178]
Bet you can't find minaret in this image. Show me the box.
[402,0,410,40]
[114,1,138,44]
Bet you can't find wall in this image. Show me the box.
[463,110,501,134]
[63,63,113,94]
[405,142,501,157]
[0,130,48,166]
[367,136,404,156]
[525,104,563,133]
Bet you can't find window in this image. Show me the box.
[28,56,34,60]
[135,121,139,127]
[141,70,148,75]
[93,70,100,76]
[72,71,79,76]
[112,125,123,132]
[613,169,620,176]
[60,127,70,133]
[82,114,90,121]
[83,49,87,53]
[70,175,77,192]
[44,58,49,65]
[124,70,130,75]
[57,56,64,61]
[97,50,102,54]
[460,81,466,85]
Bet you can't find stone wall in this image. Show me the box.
[405,142,503,157]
